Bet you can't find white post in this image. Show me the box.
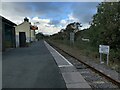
[100,53,102,64]
[107,54,109,66]
[70,32,74,46]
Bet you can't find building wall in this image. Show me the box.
[2,18,16,51]
[31,30,35,42]
[0,18,3,52]
[15,21,36,47]
[2,22,5,51]
[4,25,16,48]
[15,21,31,47]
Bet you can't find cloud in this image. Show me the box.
[63,2,99,29]
[1,2,71,18]
[60,13,80,28]
[49,20,60,26]
[71,2,98,24]
[30,17,61,35]
[1,2,99,34]
[1,2,64,35]
[2,3,33,17]
[31,17,50,24]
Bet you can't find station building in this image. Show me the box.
[1,16,17,51]
[15,17,37,47]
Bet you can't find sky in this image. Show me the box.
[0,2,100,35]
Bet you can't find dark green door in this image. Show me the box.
[19,32,26,47]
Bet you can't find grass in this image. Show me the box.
[53,39,99,59]
[49,39,120,72]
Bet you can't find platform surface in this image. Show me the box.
[45,41,91,88]
[3,41,66,88]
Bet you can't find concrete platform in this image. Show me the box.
[44,41,91,88]
[3,41,66,88]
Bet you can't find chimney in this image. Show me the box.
[24,17,29,22]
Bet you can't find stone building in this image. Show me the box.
[15,17,37,47]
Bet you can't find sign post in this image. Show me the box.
[99,45,110,65]
[107,54,109,66]
[100,53,102,64]
[70,32,75,45]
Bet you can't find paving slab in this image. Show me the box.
[60,66,77,73]
[62,72,87,84]
[67,83,91,88]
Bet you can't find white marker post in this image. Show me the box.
[107,53,109,66]
[70,32,75,45]
[100,53,102,64]
[99,45,110,66]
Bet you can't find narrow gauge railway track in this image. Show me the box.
[47,41,120,89]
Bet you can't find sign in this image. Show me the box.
[99,45,110,54]
[70,32,74,41]
[99,45,110,66]
[30,25,38,30]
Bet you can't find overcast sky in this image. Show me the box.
[1,2,99,35]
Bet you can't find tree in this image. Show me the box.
[89,2,119,50]
[65,22,82,40]
[36,32,44,40]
